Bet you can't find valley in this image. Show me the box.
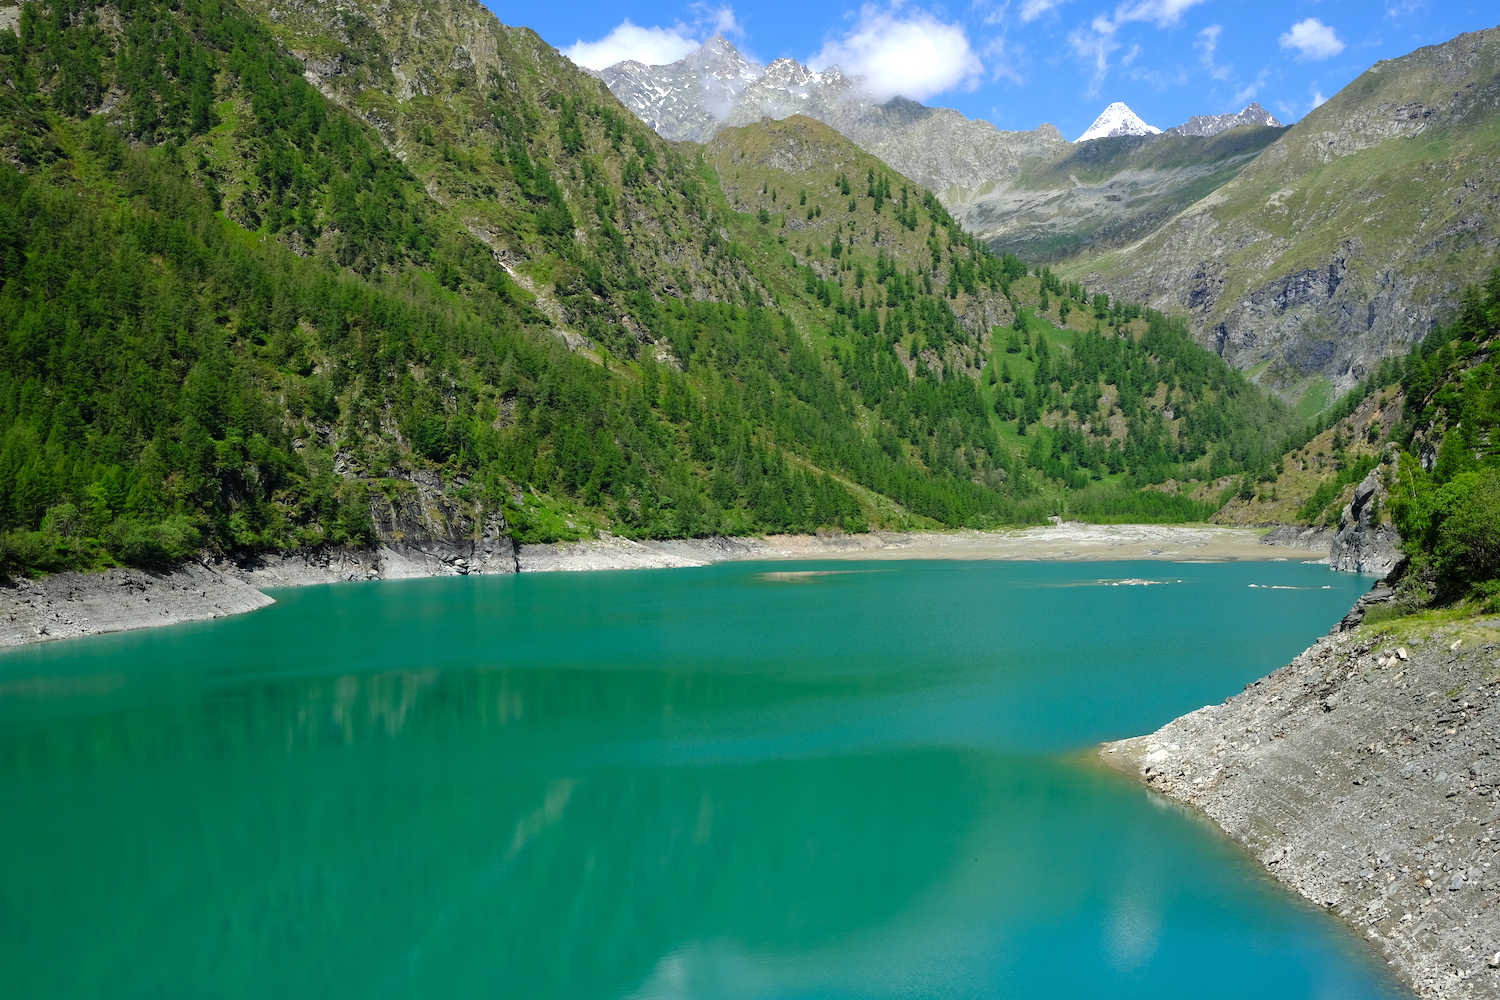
[2,0,1500,995]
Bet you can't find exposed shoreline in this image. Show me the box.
[1,523,1314,648]
[1101,595,1500,999]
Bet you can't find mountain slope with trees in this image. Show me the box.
[0,0,1307,575]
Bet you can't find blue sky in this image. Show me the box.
[480,0,1499,139]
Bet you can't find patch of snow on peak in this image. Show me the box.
[1075,102,1161,142]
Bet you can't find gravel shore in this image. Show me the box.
[1103,602,1500,999]
[0,524,1318,648]
[0,563,273,647]
[516,522,1317,569]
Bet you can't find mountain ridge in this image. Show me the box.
[590,36,1286,273]
[1061,25,1500,399]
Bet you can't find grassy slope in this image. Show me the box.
[1054,29,1500,407]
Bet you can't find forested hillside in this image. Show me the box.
[0,0,1306,575]
[1388,273,1500,610]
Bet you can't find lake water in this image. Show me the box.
[0,559,1410,999]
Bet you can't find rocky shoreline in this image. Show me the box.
[1103,594,1500,999]
[0,523,1309,647]
[0,563,274,647]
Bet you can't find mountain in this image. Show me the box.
[1060,27,1500,402]
[1166,102,1282,138]
[0,0,1312,574]
[595,35,760,143]
[590,37,1284,264]
[1075,102,1161,142]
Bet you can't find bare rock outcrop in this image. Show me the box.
[1260,524,1338,553]
[1331,469,1405,576]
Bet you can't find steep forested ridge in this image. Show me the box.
[1388,273,1500,609]
[0,0,1304,575]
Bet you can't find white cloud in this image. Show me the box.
[1069,14,1119,97]
[1279,18,1345,60]
[1232,67,1269,106]
[690,3,744,37]
[1195,24,1231,80]
[811,6,984,102]
[1311,89,1328,108]
[1020,0,1071,21]
[981,32,1025,84]
[563,21,702,69]
[1065,0,1205,96]
[1113,0,1207,29]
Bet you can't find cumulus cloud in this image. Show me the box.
[810,6,984,102]
[562,21,702,69]
[1279,18,1345,60]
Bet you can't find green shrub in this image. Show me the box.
[107,516,202,569]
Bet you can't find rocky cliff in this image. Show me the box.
[590,37,1284,264]
[1331,468,1405,576]
[1166,102,1283,138]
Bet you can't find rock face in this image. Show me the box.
[1331,469,1404,575]
[592,37,1281,263]
[1105,601,1500,998]
[364,469,517,577]
[233,467,519,584]
[1166,102,1282,138]
[1259,524,1337,554]
[1068,27,1500,395]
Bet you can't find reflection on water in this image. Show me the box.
[0,560,1410,999]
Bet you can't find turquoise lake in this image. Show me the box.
[0,559,1411,998]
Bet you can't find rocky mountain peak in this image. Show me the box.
[1075,102,1162,142]
[1167,102,1284,138]
[684,34,757,77]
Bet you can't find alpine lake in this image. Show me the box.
[0,558,1413,999]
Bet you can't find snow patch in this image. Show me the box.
[1076,102,1161,142]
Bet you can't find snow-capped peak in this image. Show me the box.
[1075,102,1162,142]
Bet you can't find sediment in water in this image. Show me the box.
[1103,590,1500,999]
